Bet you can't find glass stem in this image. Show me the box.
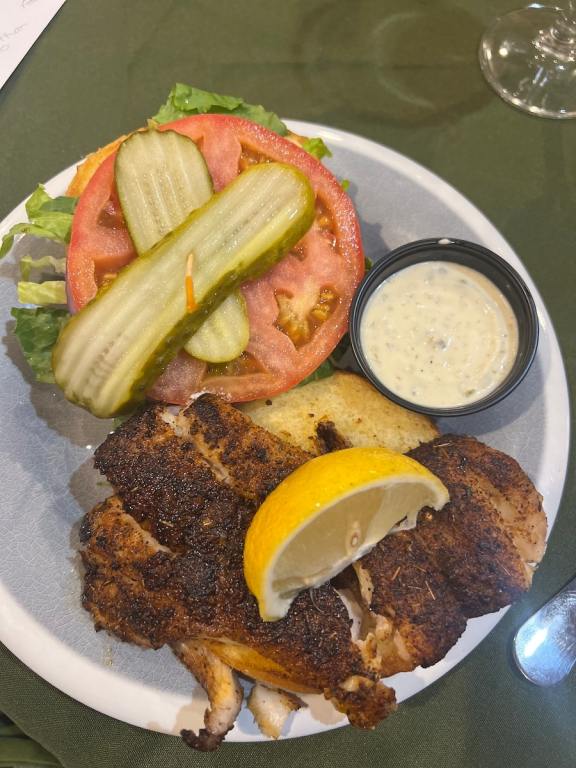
[558,0,576,38]
[535,2,576,60]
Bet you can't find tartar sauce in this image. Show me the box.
[359,261,519,408]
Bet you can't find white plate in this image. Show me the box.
[0,121,570,742]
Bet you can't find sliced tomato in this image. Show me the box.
[66,115,364,403]
[67,153,137,312]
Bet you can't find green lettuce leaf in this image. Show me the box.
[25,185,77,218]
[153,84,339,165]
[153,83,288,135]
[17,280,67,306]
[0,187,78,258]
[300,137,332,161]
[296,359,335,387]
[296,333,355,388]
[330,332,353,364]
[20,254,66,281]
[11,307,69,383]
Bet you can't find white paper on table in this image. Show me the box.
[0,0,66,91]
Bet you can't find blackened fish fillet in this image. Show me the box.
[85,396,396,729]
[353,434,546,677]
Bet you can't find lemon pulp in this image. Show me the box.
[243,447,449,621]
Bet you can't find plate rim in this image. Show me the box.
[0,119,570,742]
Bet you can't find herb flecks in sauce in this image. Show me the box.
[360,261,519,408]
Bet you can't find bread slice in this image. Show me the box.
[66,135,128,196]
[239,371,438,455]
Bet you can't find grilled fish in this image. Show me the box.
[350,434,546,676]
[82,396,396,748]
[80,396,546,748]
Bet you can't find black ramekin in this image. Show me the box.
[349,238,539,417]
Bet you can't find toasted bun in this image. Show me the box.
[67,129,306,198]
[66,135,128,197]
[240,371,438,455]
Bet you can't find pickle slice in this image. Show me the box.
[117,127,249,362]
[184,290,249,363]
[116,129,213,254]
[53,162,314,417]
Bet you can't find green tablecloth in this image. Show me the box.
[0,1,574,766]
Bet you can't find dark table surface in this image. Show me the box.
[0,1,574,767]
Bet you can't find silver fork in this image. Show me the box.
[513,575,576,686]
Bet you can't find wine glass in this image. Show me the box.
[479,2,576,119]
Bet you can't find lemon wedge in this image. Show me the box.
[243,447,449,621]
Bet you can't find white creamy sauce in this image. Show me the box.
[359,260,519,408]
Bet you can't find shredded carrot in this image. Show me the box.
[185,252,197,312]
